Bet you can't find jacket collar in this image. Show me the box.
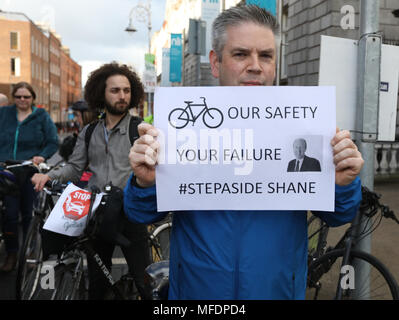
[101,112,129,135]
[12,104,38,122]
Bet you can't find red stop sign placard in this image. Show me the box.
[62,190,91,221]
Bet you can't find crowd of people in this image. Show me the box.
[1,5,364,300]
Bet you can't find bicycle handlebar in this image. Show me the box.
[43,180,68,194]
[1,160,34,169]
[361,186,399,223]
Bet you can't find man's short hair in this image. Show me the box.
[84,62,144,112]
[212,5,280,60]
[294,138,307,149]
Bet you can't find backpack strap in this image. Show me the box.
[85,120,100,152]
[85,115,142,154]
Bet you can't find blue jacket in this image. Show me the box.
[124,175,362,300]
[0,105,59,162]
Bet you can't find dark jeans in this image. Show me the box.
[2,178,36,253]
[86,215,151,300]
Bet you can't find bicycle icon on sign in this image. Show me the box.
[168,97,224,129]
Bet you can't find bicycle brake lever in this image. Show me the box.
[383,207,399,224]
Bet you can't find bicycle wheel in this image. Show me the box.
[203,108,224,129]
[149,222,172,263]
[16,215,43,300]
[307,215,321,257]
[307,249,399,300]
[53,261,86,300]
[168,108,190,129]
[307,215,329,260]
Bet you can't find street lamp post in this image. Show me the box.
[125,0,153,116]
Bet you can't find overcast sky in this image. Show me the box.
[0,0,166,86]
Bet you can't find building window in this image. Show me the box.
[10,32,19,50]
[11,57,21,76]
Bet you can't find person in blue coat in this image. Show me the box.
[124,5,365,299]
[0,82,58,272]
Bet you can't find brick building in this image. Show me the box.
[60,46,82,123]
[0,10,82,123]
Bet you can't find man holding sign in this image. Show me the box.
[124,5,364,299]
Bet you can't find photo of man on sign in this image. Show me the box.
[287,138,322,172]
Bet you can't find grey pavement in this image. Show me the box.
[361,178,399,282]
[323,177,399,285]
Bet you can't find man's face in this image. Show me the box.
[104,74,131,115]
[210,22,276,86]
[293,140,306,160]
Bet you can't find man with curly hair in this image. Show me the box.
[32,62,151,300]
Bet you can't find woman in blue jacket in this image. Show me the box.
[0,82,58,272]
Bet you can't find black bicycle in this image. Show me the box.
[15,171,67,300]
[148,213,172,263]
[168,97,224,129]
[0,161,31,255]
[306,187,399,300]
[46,184,151,300]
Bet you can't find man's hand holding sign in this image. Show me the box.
[129,122,159,188]
[332,128,364,186]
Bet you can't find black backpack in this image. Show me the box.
[59,133,78,161]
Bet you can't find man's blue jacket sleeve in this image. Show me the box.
[124,174,166,224]
[313,176,362,227]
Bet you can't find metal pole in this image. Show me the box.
[147,0,152,115]
[276,0,282,85]
[354,0,381,300]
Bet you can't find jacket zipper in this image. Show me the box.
[13,123,21,160]
[12,106,37,160]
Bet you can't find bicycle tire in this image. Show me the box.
[54,261,86,300]
[168,108,190,129]
[307,215,329,260]
[307,248,399,300]
[149,222,172,263]
[202,108,224,129]
[15,215,43,300]
[307,215,321,256]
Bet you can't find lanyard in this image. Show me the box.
[102,122,110,153]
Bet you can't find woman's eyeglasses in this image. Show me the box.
[14,95,32,99]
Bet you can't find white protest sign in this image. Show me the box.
[43,183,103,237]
[154,86,336,212]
